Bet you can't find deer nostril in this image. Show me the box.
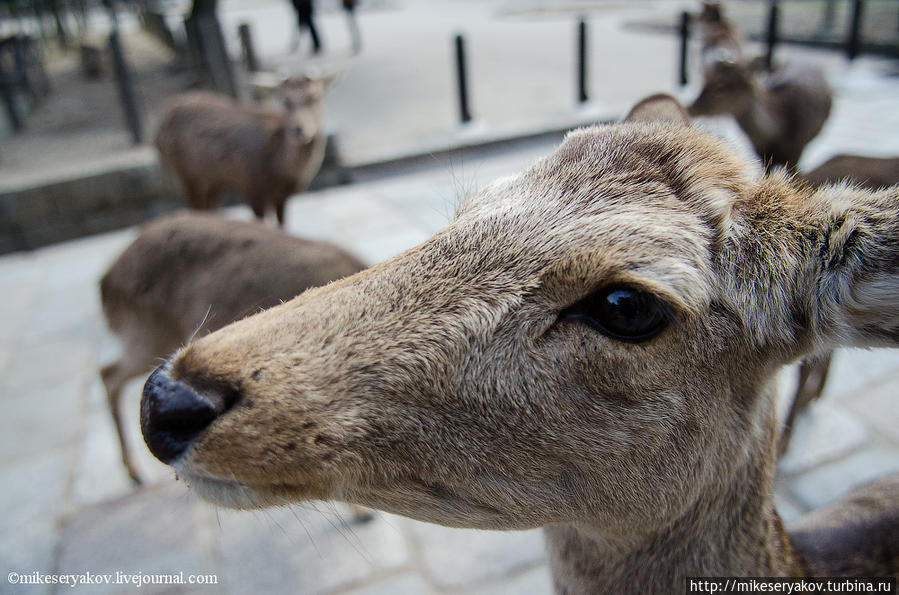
[140,366,219,464]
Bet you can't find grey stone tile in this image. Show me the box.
[465,563,553,595]
[0,251,43,289]
[3,548,55,595]
[820,348,899,402]
[0,264,41,352]
[0,449,72,576]
[0,449,72,543]
[777,402,869,477]
[402,521,545,591]
[284,194,342,243]
[215,506,409,595]
[772,486,806,525]
[0,348,11,381]
[337,572,436,595]
[371,183,457,234]
[345,228,433,266]
[56,483,218,595]
[71,407,140,509]
[0,380,86,465]
[19,281,104,347]
[844,377,899,446]
[787,448,899,510]
[3,337,96,394]
[30,228,133,292]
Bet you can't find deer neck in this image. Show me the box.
[734,89,781,153]
[543,416,799,593]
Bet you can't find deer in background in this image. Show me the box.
[138,95,899,592]
[688,58,832,173]
[695,1,745,80]
[100,212,365,487]
[155,76,331,226]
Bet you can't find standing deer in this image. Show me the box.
[695,2,745,79]
[779,154,899,453]
[154,76,331,226]
[100,211,364,486]
[688,59,832,173]
[139,95,899,592]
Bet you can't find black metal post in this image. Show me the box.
[577,18,588,103]
[765,0,779,71]
[0,65,23,132]
[104,0,143,144]
[847,0,865,60]
[238,23,259,73]
[454,34,471,124]
[679,10,690,86]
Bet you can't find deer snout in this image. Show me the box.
[140,366,223,464]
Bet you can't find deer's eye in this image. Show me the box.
[560,287,672,342]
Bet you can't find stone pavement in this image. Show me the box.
[3,5,899,595]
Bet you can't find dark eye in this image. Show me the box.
[560,286,672,342]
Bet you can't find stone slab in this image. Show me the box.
[215,506,410,595]
[402,520,545,591]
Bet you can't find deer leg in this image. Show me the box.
[247,189,267,221]
[779,352,834,456]
[101,360,145,485]
[275,195,287,227]
[102,315,182,484]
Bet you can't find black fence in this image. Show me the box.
[732,0,899,59]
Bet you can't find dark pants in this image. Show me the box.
[291,0,321,52]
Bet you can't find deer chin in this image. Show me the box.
[172,460,326,510]
[348,479,530,530]
[174,458,527,529]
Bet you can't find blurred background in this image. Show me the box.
[2,1,899,593]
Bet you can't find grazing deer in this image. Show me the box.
[100,211,365,485]
[779,154,899,453]
[154,76,330,226]
[695,2,745,79]
[139,95,899,592]
[688,59,832,173]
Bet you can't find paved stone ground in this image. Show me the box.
[2,2,899,594]
[2,0,875,186]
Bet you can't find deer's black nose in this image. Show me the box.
[140,366,218,463]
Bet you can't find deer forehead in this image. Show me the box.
[450,123,749,314]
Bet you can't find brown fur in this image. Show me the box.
[780,155,899,454]
[141,96,899,592]
[695,2,745,77]
[154,77,329,226]
[101,211,364,483]
[688,60,833,172]
[802,155,899,191]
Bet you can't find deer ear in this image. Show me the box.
[806,185,899,348]
[623,94,691,126]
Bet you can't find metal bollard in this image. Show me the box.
[679,11,690,86]
[765,0,779,71]
[238,23,259,73]
[578,18,588,103]
[846,0,865,61]
[454,34,472,124]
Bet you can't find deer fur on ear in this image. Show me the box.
[807,183,899,349]
[623,93,691,126]
[721,173,899,353]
